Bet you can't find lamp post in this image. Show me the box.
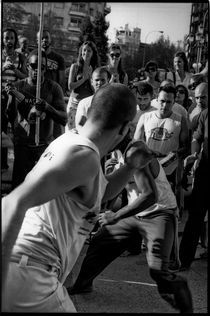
[142,30,164,67]
[187,9,208,73]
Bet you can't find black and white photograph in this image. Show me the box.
[1,2,208,313]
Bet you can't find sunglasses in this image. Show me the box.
[176,90,185,94]
[188,82,198,90]
[146,67,156,72]
[110,53,121,58]
[29,63,46,71]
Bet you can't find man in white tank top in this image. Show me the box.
[2,83,138,312]
[69,141,193,313]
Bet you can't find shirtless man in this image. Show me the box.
[2,83,137,312]
[69,140,193,313]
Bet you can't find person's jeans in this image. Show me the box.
[179,164,208,267]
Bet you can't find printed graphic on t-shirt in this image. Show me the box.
[150,127,174,141]
[47,59,59,71]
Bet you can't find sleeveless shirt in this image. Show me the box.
[11,132,108,283]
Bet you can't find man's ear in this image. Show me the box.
[119,121,129,135]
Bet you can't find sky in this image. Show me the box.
[105,2,192,45]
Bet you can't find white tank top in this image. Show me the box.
[12,131,108,283]
[127,162,177,217]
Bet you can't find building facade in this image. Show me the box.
[3,2,111,66]
[115,24,141,59]
[185,2,208,72]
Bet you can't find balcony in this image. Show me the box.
[69,8,87,17]
[67,23,81,32]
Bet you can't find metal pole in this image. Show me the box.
[35,2,44,146]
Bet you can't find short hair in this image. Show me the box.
[135,81,153,97]
[145,60,158,72]
[159,84,176,98]
[2,28,18,49]
[88,83,136,130]
[124,140,154,164]
[174,51,189,72]
[28,49,48,70]
[92,66,111,81]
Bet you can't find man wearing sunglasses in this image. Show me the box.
[5,49,67,189]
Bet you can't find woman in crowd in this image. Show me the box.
[67,40,100,129]
[175,84,192,112]
[143,60,160,98]
[106,43,128,85]
[167,51,192,90]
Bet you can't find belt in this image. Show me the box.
[10,255,57,273]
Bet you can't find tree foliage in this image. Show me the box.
[93,12,109,65]
[79,16,95,47]
[79,13,109,65]
[123,35,179,80]
[2,3,26,27]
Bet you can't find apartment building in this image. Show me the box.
[115,24,141,59]
[185,2,208,70]
[4,2,111,66]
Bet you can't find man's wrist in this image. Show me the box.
[192,152,198,159]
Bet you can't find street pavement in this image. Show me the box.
[65,230,207,314]
[2,149,208,313]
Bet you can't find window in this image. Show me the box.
[71,3,86,13]
[54,3,64,9]
[70,17,81,27]
[54,17,64,27]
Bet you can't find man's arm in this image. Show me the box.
[99,164,158,225]
[133,114,145,141]
[36,83,67,126]
[2,146,98,287]
[58,69,66,93]
[75,99,88,128]
[177,115,190,158]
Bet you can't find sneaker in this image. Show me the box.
[67,284,93,295]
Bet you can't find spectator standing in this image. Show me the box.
[2,28,28,88]
[37,29,66,139]
[179,106,208,271]
[167,51,192,91]
[67,41,100,130]
[175,84,192,112]
[130,81,156,138]
[106,43,128,85]
[68,141,193,314]
[6,49,67,189]
[151,80,188,122]
[143,60,160,98]
[134,85,189,214]
[188,83,208,134]
[75,66,110,129]
[2,83,137,312]
[2,28,28,170]
[16,36,30,58]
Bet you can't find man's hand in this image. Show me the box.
[3,61,15,71]
[35,98,48,112]
[98,210,118,226]
[184,154,198,168]
[4,82,16,95]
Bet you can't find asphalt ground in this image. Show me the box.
[1,149,208,313]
